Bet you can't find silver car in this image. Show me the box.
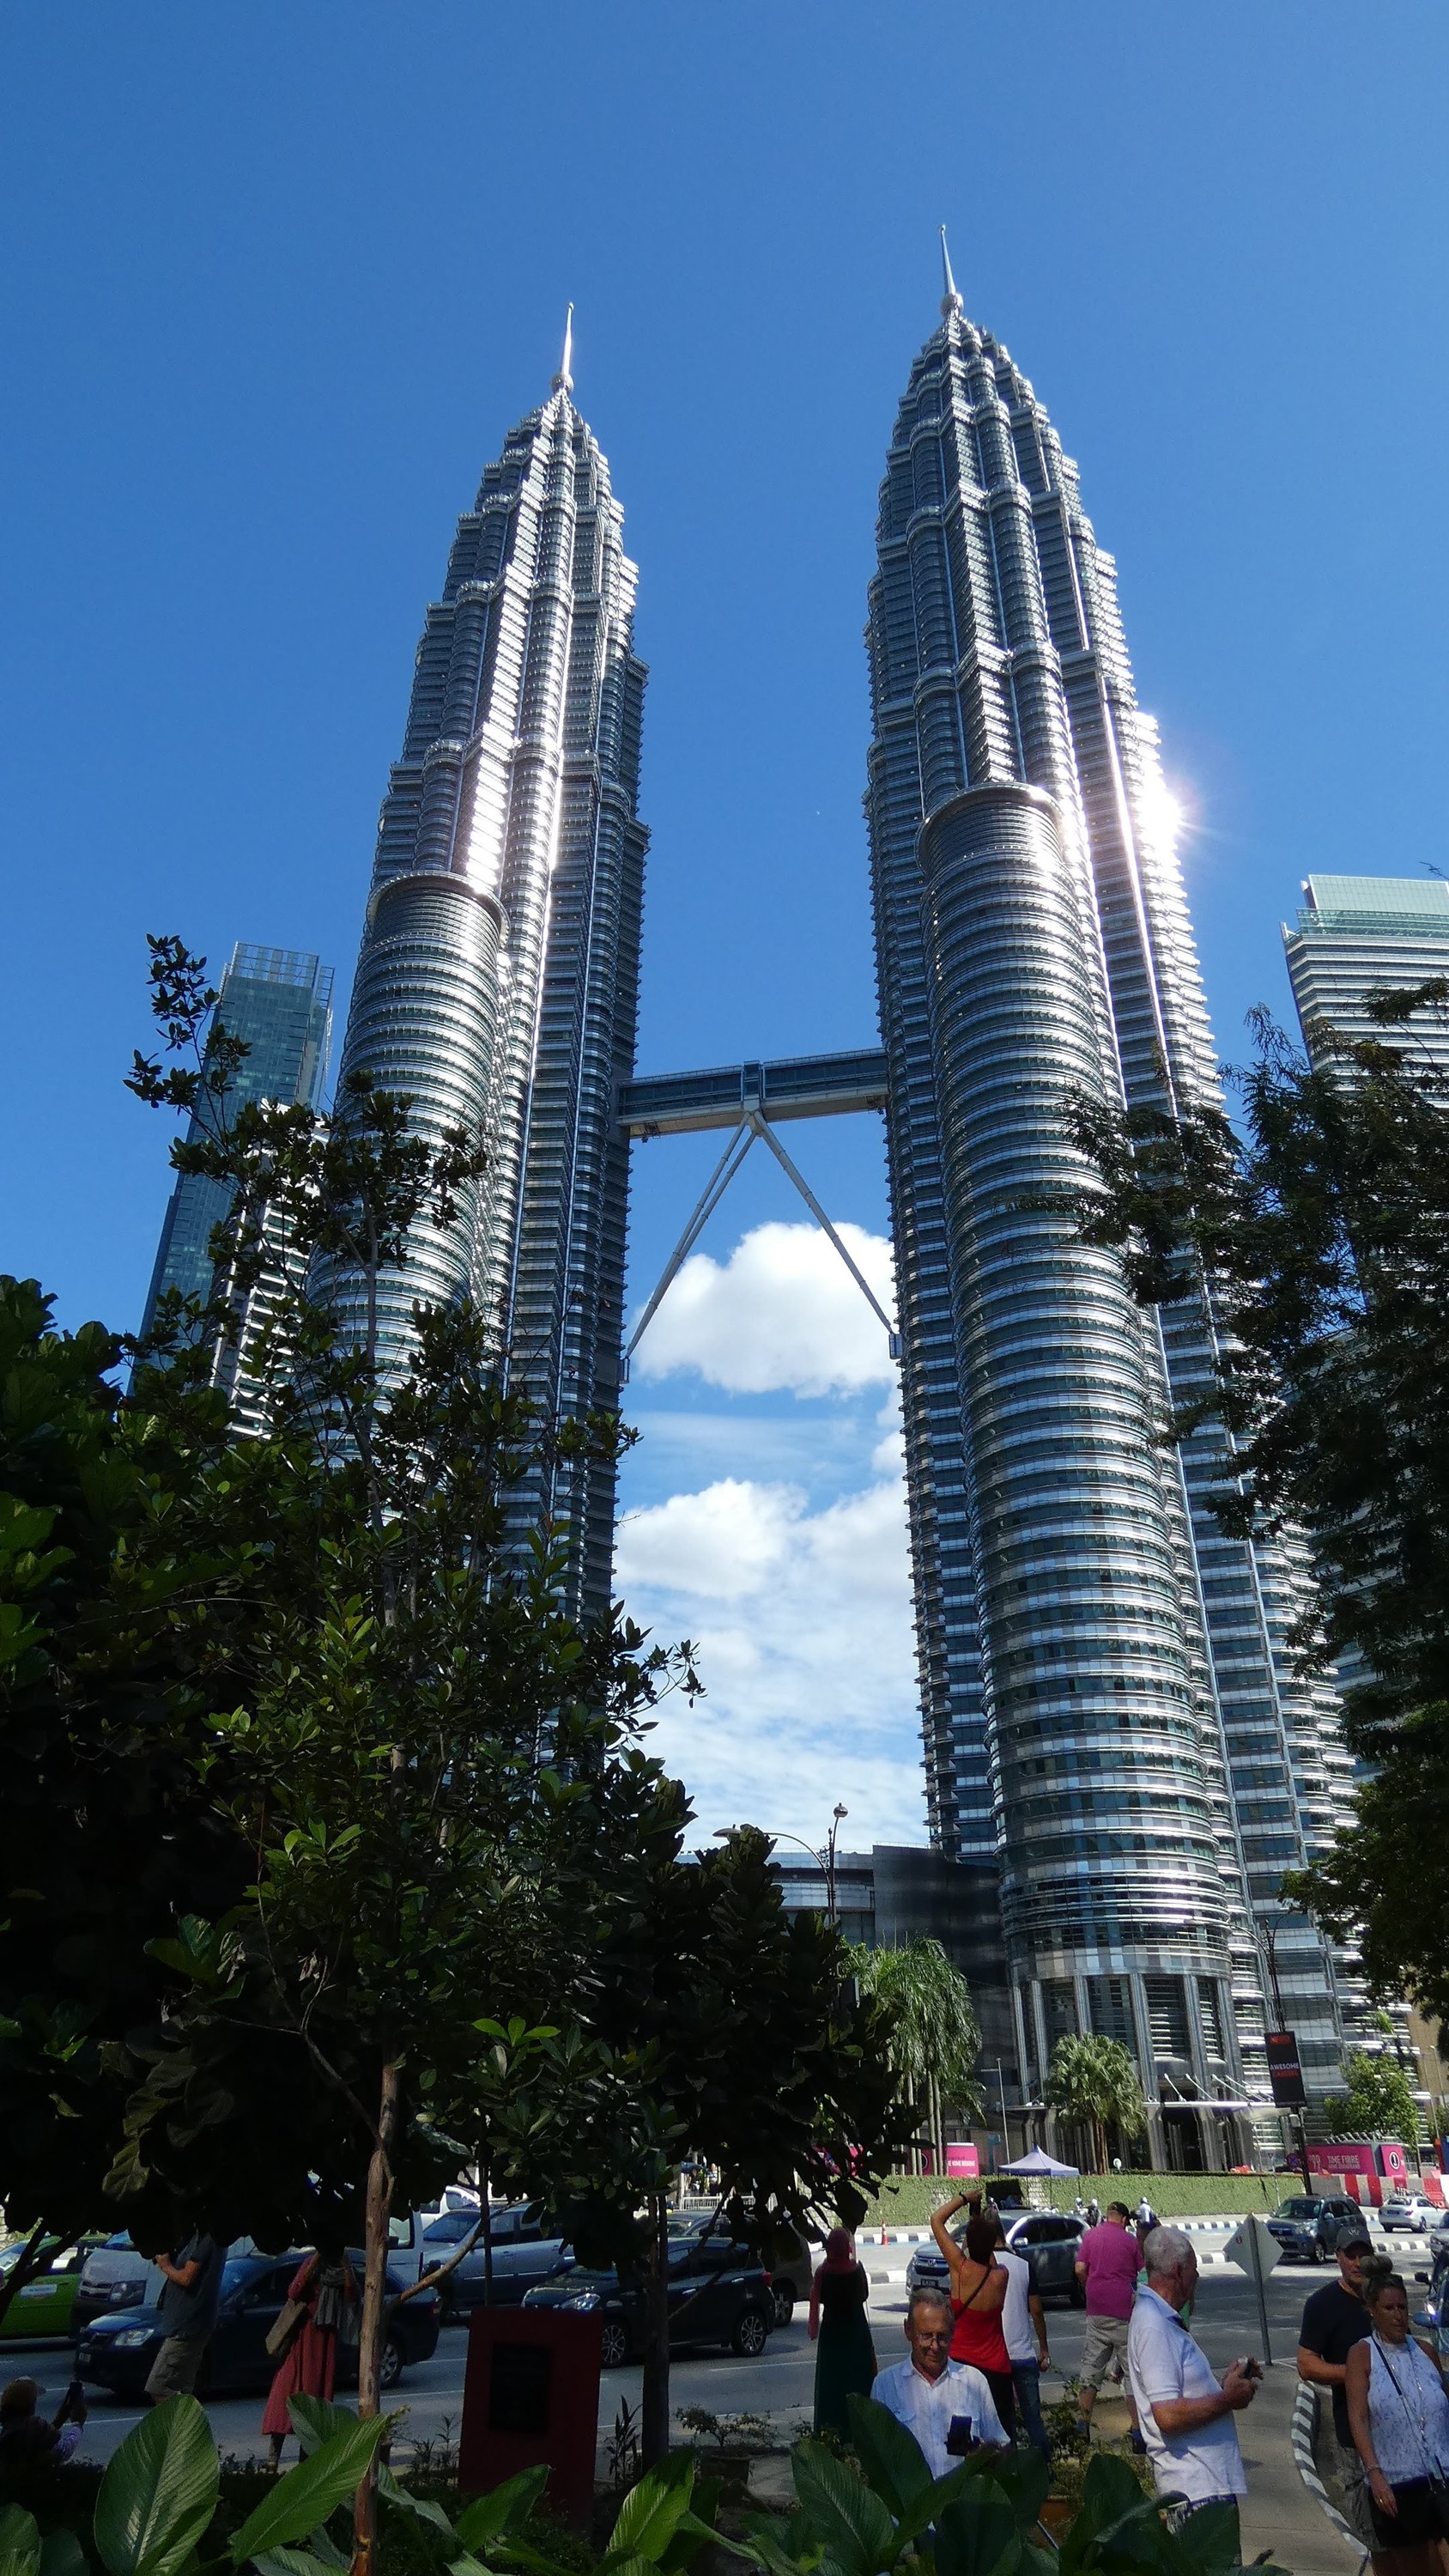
[1381,2194,1438,2234]
[905,2211,1086,2306]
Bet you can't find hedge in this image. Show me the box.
[856,2170,1288,2226]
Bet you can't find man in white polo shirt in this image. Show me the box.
[874,2284,1007,2477]
[1126,2226,1260,2548]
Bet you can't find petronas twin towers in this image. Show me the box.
[329,267,1355,2149]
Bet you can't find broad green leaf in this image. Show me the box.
[791,2442,896,2576]
[933,2492,1022,2576]
[453,2463,551,2549]
[378,2464,457,2536]
[288,2396,361,2458]
[597,2559,661,2576]
[252,2552,349,2576]
[1167,2498,1242,2573]
[845,2397,931,2519]
[229,2416,387,2564]
[604,2456,697,2567]
[39,2535,88,2576]
[975,2449,1048,2538]
[894,2460,996,2550]
[0,2505,41,2576]
[94,2396,221,2576]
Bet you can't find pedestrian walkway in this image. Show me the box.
[1092,2375,1359,2574]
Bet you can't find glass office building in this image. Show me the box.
[864,274,1355,2147]
[325,340,648,1616]
[1285,874,1449,1071]
[140,943,334,1365]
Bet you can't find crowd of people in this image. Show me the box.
[0,2231,359,2477]
[807,2193,1449,2567]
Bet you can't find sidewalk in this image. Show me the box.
[1092,2377,1359,2575]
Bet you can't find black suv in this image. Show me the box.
[1264,2196,1366,2263]
[523,2233,774,2368]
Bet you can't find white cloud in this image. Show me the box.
[633,1219,898,1397]
[615,1469,927,1850]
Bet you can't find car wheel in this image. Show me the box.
[379,2336,404,2391]
[731,2307,769,2358]
[772,2283,795,2330]
[1311,2239,1327,2264]
[599,2319,630,2369]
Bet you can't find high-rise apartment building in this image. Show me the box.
[140,944,334,1408]
[325,329,647,1616]
[1285,874,1449,1070]
[863,263,1355,2146]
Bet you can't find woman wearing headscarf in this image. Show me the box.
[809,2227,876,2437]
[261,2247,359,2467]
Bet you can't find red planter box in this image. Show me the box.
[458,2306,604,2524]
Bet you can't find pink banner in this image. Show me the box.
[946,2142,980,2178]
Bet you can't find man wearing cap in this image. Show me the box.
[1297,2224,1381,2561]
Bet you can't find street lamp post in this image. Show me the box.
[715,1806,850,1926]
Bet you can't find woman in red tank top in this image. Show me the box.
[929,2198,1016,2438]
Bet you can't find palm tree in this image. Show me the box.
[846,1939,984,2173]
[1045,2033,1147,2174]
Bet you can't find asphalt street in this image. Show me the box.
[11,2226,1439,2474]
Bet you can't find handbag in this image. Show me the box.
[265,2296,309,2361]
[1371,2335,1449,2531]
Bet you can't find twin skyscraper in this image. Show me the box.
[158,272,1370,2160]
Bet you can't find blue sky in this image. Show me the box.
[3,3,1446,1846]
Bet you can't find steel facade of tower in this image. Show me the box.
[329,349,648,1617]
[864,282,1355,2126]
[141,943,334,1335]
[1284,874,1449,1070]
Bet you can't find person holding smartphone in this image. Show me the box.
[874,2285,1007,2478]
[1126,2226,1259,2549]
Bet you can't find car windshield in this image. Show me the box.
[1275,2199,1320,2219]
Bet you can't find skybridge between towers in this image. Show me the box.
[615,1045,899,1382]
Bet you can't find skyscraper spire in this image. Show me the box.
[553,302,574,394]
[938,226,963,319]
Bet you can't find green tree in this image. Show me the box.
[537,1826,914,2468]
[845,1938,983,2172]
[1064,983,1449,2023]
[1045,2033,1146,2173]
[1325,2049,1421,2149]
[0,1276,268,2323]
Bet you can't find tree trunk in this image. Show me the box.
[640,2190,671,2470]
[352,2059,400,2576]
[482,2155,494,2310]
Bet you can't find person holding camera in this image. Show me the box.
[874,2285,1007,2478]
[1126,2225,1259,2549]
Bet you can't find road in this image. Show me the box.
[11,2224,1439,2473]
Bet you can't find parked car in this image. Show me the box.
[73,2234,167,2331]
[76,2252,439,2398]
[668,2213,812,2329]
[1264,2196,1366,2263]
[523,2233,774,2368]
[0,2237,109,2342]
[419,2210,572,2316]
[905,2211,1087,2306]
[1381,2195,1438,2235]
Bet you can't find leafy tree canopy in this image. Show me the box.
[1324,2048,1421,2151]
[1066,985,1449,2020]
[1046,2033,1147,2172]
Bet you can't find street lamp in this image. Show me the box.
[714,1806,850,1926]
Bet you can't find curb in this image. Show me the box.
[1289,2378,1363,2558]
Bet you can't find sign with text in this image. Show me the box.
[1265,2029,1307,2110]
[946,2142,980,2178]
